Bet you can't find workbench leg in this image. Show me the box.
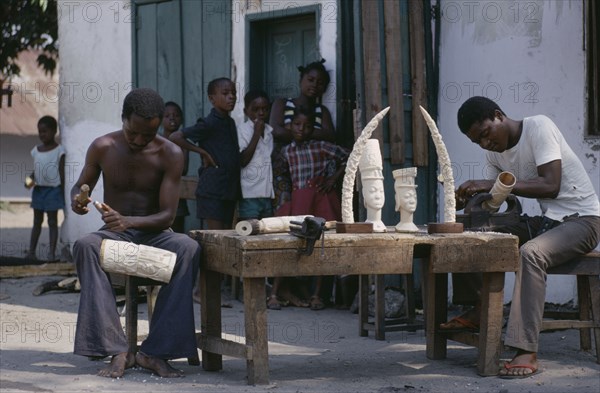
[477,272,505,376]
[424,262,448,360]
[200,269,222,371]
[586,276,600,363]
[243,277,269,385]
[125,276,139,355]
[359,275,369,337]
[375,275,386,340]
[577,275,591,350]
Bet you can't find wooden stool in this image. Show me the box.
[542,251,600,362]
[115,274,200,365]
[439,251,600,366]
[359,273,424,340]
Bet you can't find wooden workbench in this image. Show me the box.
[189,229,519,384]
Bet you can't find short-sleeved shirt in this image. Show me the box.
[486,115,600,220]
[237,120,274,199]
[31,144,65,187]
[281,140,349,191]
[182,108,240,200]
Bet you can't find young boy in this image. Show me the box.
[161,101,189,233]
[237,90,274,220]
[169,78,240,302]
[26,115,65,262]
[269,107,349,311]
[169,78,240,230]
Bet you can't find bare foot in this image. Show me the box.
[135,352,184,378]
[97,352,135,378]
[498,351,538,378]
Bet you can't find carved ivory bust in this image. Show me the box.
[359,139,386,232]
[393,167,419,233]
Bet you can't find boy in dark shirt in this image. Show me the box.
[170,77,240,230]
[169,78,240,302]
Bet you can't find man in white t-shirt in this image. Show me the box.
[442,96,600,378]
[237,90,275,220]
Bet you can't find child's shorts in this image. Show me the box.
[196,197,236,225]
[238,197,273,220]
[31,186,64,211]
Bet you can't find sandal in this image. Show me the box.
[282,293,309,308]
[267,295,282,310]
[439,316,480,332]
[310,295,325,311]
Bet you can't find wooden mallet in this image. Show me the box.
[76,184,90,205]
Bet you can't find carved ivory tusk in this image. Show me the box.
[341,107,391,223]
[418,105,456,223]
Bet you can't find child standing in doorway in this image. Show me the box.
[269,59,336,212]
[162,101,189,233]
[169,78,240,302]
[268,107,349,311]
[25,115,65,262]
[237,90,274,220]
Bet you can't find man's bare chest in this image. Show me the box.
[101,151,163,191]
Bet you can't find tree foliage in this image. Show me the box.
[0,0,59,81]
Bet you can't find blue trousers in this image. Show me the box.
[73,229,200,359]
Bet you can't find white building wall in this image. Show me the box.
[57,0,132,255]
[230,0,338,126]
[437,0,598,303]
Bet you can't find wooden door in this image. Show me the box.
[133,0,232,230]
[248,11,317,101]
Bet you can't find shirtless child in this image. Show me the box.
[70,88,200,378]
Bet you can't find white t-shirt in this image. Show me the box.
[486,115,600,221]
[237,120,274,199]
[31,145,66,187]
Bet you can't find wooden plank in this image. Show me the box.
[383,0,405,164]
[374,275,386,340]
[359,275,369,337]
[135,4,158,89]
[234,246,413,277]
[541,320,596,330]
[181,0,206,122]
[424,258,448,360]
[429,236,519,273]
[200,269,223,371]
[196,333,252,359]
[156,0,183,104]
[0,263,76,279]
[577,274,592,350]
[408,0,428,166]
[442,331,480,348]
[360,0,384,142]
[243,277,269,385]
[547,253,600,275]
[588,276,600,362]
[477,272,505,376]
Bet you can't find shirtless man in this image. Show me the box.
[70,88,200,378]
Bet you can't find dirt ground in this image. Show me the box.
[1,203,599,393]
